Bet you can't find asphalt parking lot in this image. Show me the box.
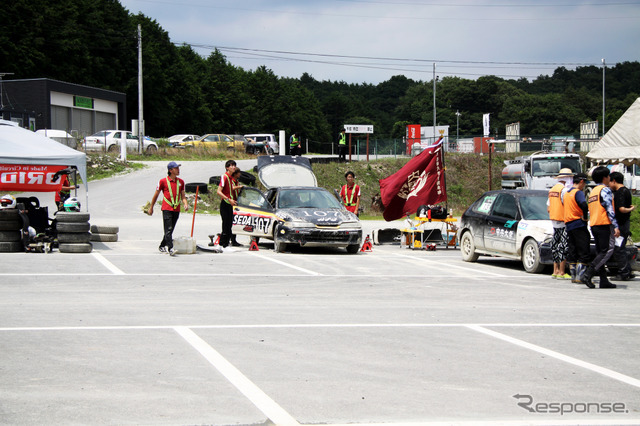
[2,160,639,425]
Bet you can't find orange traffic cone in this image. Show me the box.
[360,235,373,252]
[249,238,259,251]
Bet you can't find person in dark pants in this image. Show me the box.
[230,167,244,247]
[148,161,188,256]
[563,173,591,283]
[216,160,243,252]
[582,166,620,288]
[609,171,636,280]
[289,132,301,156]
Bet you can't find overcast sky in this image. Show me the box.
[119,0,640,84]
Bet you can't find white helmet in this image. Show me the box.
[0,194,16,209]
[63,197,81,212]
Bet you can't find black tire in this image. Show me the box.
[238,171,256,186]
[146,145,158,154]
[59,242,93,253]
[0,241,23,252]
[0,230,21,242]
[90,233,118,242]
[209,176,221,185]
[460,231,479,262]
[56,222,90,233]
[185,182,208,194]
[57,232,91,244]
[90,224,119,234]
[266,147,275,155]
[346,244,360,254]
[0,220,22,231]
[273,225,287,253]
[522,238,545,273]
[107,144,119,153]
[55,211,91,223]
[0,209,20,220]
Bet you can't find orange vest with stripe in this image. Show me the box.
[588,185,612,226]
[548,183,565,221]
[563,188,584,223]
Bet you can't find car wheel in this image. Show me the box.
[146,145,158,154]
[273,225,287,253]
[266,147,275,155]
[346,244,360,254]
[522,238,544,273]
[185,182,208,194]
[460,231,479,262]
[107,144,119,153]
[209,176,221,185]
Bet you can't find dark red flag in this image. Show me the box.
[379,139,446,221]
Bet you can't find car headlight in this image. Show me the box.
[339,221,361,230]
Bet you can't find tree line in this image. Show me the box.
[2,0,639,143]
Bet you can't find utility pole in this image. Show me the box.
[138,24,144,154]
[455,110,461,147]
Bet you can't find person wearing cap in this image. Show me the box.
[582,166,620,289]
[148,161,188,256]
[547,168,573,280]
[563,173,590,283]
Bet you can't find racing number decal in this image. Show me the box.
[233,214,272,234]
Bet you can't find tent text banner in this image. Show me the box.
[0,164,67,192]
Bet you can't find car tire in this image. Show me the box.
[107,144,119,153]
[90,225,119,234]
[56,222,91,233]
[0,220,22,231]
[460,231,479,262]
[266,147,275,155]
[209,176,221,185]
[90,233,118,242]
[238,171,256,186]
[59,242,93,253]
[346,244,360,254]
[146,145,158,154]
[57,232,91,244]
[0,209,20,220]
[0,241,23,252]
[522,238,545,273]
[0,230,21,242]
[55,212,91,223]
[273,225,287,253]
[185,182,208,194]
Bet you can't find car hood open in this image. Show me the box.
[257,156,317,189]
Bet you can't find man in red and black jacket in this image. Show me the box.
[148,161,188,256]
[217,160,243,251]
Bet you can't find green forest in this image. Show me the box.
[2,0,639,144]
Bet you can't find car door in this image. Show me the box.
[232,187,278,240]
[483,193,519,254]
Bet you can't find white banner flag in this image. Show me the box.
[483,113,490,137]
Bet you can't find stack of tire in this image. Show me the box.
[0,208,23,252]
[56,211,92,253]
[90,225,119,243]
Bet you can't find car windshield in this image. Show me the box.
[278,189,342,209]
[531,158,581,177]
[519,195,550,220]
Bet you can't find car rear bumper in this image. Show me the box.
[279,225,362,247]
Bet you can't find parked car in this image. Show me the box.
[35,129,77,149]
[168,134,200,148]
[83,130,158,153]
[244,133,278,155]
[458,190,554,273]
[175,134,242,151]
[232,156,362,253]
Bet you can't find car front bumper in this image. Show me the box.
[279,225,362,247]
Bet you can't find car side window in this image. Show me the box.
[473,195,496,214]
[491,194,518,220]
[113,132,120,138]
[237,188,271,210]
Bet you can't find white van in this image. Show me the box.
[244,133,279,155]
[36,129,77,149]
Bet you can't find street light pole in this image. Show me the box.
[601,58,606,136]
[433,63,436,143]
[455,110,461,147]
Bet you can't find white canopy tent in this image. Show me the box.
[0,119,88,207]
[587,97,640,166]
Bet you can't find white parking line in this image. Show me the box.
[92,252,125,275]
[467,325,640,389]
[392,252,509,277]
[248,251,322,276]
[174,326,300,426]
